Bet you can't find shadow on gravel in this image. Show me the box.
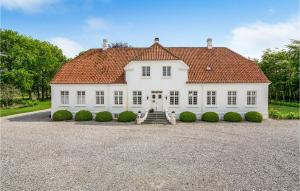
[8,111,51,122]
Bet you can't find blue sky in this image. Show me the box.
[1,0,299,58]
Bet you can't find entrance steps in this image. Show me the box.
[143,111,169,124]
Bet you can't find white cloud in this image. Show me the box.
[227,18,300,58]
[50,37,82,58]
[86,17,109,31]
[0,0,58,12]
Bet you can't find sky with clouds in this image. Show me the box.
[1,0,299,58]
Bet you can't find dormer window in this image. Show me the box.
[142,66,150,77]
[163,66,171,77]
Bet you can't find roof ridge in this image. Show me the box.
[132,42,180,61]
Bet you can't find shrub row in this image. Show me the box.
[179,111,262,123]
[52,110,136,122]
[269,100,299,108]
[269,109,300,119]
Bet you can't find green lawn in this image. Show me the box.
[269,104,299,113]
[0,100,51,117]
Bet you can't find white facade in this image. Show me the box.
[51,60,269,119]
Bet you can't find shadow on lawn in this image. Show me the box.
[8,111,51,122]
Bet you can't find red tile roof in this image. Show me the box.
[51,42,270,84]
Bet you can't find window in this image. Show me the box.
[170,91,179,105]
[188,91,198,105]
[96,91,104,105]
[207,91,216,105]
[114,91,123,105]
[247,91,256,105]
[60,91,69,105]
[227,91,237,105]
[142,66,150,77]
[133,91,142,105]
[77,91,85,104]
[163,66,171,77]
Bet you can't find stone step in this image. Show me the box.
[146,116,167,119]
[143,121,169,124]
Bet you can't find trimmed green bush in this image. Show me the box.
[179,111,197,122]
[75,110,93,121]
[52,110,73,121]
[224,112,242,122]
[118,111,136,122]
[95,111,113,122]
[245,111,263,123]
[201,112,219,122]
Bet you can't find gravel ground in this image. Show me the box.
[0,111,299,191]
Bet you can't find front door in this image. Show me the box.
[151,91,163,111]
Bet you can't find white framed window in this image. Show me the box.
[162,66,171,77]
[77,91,85,104]
[227,91,237,105]
[207,91,216,105]
[133,91,142,105]
[114,91,123,105]
[247,91,256,105]
[142,66,150,77]
[96,91,104,105]
[188,91,198,105]
[170,91,179,105]
[60,91,69,105]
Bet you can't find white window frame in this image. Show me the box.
[132,91,142,105]
[142,66,150,77]
[95,91,104,105]
[188,91,198,105]
[114,91,123,105]
[162,66,171,77]
[227,91,237,105]
[170,91,179,105]
[77,91,86,105]
[206,91,216,106]
[60,91,69,105]
[247,91,257,106]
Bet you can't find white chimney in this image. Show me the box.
[154,37,159,43]
[207,38,212,49]
[103,38,108,50]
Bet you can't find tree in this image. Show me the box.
[0,29,66,100]
[0,84,20,107]
[258,40,300,101]
[110,42,131,48]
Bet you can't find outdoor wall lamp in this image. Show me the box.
[165,96,168,100]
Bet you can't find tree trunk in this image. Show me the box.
[28,90,32,100]
[41,85,45,101]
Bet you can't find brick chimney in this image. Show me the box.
[207,38,212,49]
[103,38,108,50]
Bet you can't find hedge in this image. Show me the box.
[201,112,219,122]
[95,111,113,122]
[118,111,136,122]
[245,111,263,123]
[224,112,242,122]
[52,110,73,121]
[75,110,93,121]
[179,111,197,122]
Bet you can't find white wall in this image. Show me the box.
[51,60,269,119]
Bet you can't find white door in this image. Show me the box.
[151,91,163,111]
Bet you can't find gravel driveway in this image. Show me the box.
[1,111,299,191]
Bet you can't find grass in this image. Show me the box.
[269,104,299,113]
[0,100,51,117]
[269,103,299,119]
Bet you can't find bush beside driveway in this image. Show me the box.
[1,112,299,191]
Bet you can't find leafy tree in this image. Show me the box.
[0,84,20,107]
[0,29,66,100]
[110,42,131,48]
[259,40,299,101]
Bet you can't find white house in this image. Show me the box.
[51,38,270,121]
